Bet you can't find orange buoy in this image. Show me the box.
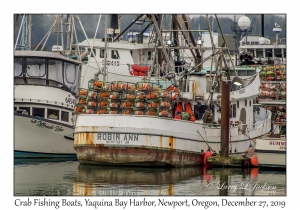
[203,149,213,166]
[167,85,179,100]
[250,155,259,167]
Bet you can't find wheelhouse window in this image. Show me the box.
[32,107,45,118]
[230,104,236,118]
[14,57,23,77]
[111,50,120,59]
[265,49,273,58]
[256,49,263,58]
[275,49,282,58]
[64,62,79,93]
[47,108,59,120]
[26,58,46,78]
[48,59,63,85]
[61,111,69,122]
[19,107,31,115]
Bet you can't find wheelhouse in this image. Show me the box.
[14,51,82,96]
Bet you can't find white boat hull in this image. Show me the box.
[255,137,286,168]
[74,114,271,167]
[14,114,77,158]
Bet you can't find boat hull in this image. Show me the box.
[255,137,286,168]
[76,144,203,167]
[14,114,77,158]
[74,114,271,167]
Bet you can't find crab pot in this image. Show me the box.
[87,90,98,100]
[98,91,110,99]
[122,93,136,101]
[87,99,98,109]
[146,91,160,100]
[108,99,121,109]
[120,100,135,108]
[78,89,88,99]
[147,100,160,109]
[134,108,146,115]
[74,105,85,114]
[146,108,158,116]
[96,107,109,114]
[120,108,134,115]
[136,82,152,91]
[109,92,121,100]
[135,91,146,100]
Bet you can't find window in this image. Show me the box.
[100,49,106,58]
[250,100,251,107]
[111,50,120,59]
[275,49,282,58]
[47,109,59,120]
[64,62,76,84]
[256,49,263,58]
[26,58,46,78]
[19,107,31,115]
[148,51,152,60]
[48,59,63,84]
[89,48,96,57]
[245,100,247,106]
[32,107,45,118]
[61,111,69,122]
[265,49,273,58]
[14,107,17,111]
[14,57,23,77]
[237,100,239,108]
[230,104,236,118]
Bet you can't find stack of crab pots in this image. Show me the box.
[74,80,174,118]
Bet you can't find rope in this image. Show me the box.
[196,130,215,153]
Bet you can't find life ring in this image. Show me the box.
[167,85,179,100]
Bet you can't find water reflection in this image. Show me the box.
[14,160,286,196]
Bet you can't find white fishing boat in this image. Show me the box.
[14,15,86,158]
[73,14,272,167]
[14,51,81,158]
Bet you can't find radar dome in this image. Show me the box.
[238,16,251,30]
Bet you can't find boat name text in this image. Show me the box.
[98,133,139,141]
[269,141,286,150]
[31,119,64,132]
[239,89,245,94]
[102,60,120,66]
[65,96,76,105]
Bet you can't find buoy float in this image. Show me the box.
[203,149,213,166]
[166,85,179,100]
[250,155,258,167]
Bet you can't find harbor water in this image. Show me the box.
[14,159,286,196]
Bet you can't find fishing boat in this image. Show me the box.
[14,15,85,158]
[73,14,272,167]
[14,50,81,158]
